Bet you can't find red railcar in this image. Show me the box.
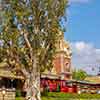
[40,78,77,93]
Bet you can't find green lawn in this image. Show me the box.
[16,92,100,100]
[16,97,24,100]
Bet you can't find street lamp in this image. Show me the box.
[2,88,6,100]
[78,90,81,94]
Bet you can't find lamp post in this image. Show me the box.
[2,88,6,100]
[78,90,81,94]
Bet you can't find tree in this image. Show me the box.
[0,0,67,100]
[72,69,87,81]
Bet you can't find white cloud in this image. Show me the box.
[69,0,90,3]
[75,41,89,51]
[71,41,100,75]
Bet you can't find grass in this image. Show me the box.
[16,97,24,100]
[16,92,100,100]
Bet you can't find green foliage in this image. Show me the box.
[0,0,68,73]
[56,84,60,92]
[72,69,87,81]
[16,90,22,97]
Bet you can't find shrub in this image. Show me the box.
[16,90,22,97]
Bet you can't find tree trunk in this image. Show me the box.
[25,74,41,100]
[24,56,41,100]
[23,31,41,100]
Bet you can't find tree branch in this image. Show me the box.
[23,32,32,50]
[40,43,50,64]
[20,66,30,78]
[23,31,33,64]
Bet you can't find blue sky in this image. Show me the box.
[64,0,100,75]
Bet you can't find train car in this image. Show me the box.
[40,78,77,93]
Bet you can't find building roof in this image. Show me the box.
[66,80,100,86]
[85,76,100,84]
[0,69,24,80]
[0,62,24,80]
[0,62,9,68]
[41,73,60,79]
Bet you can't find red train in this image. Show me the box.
[40,78,77,93]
